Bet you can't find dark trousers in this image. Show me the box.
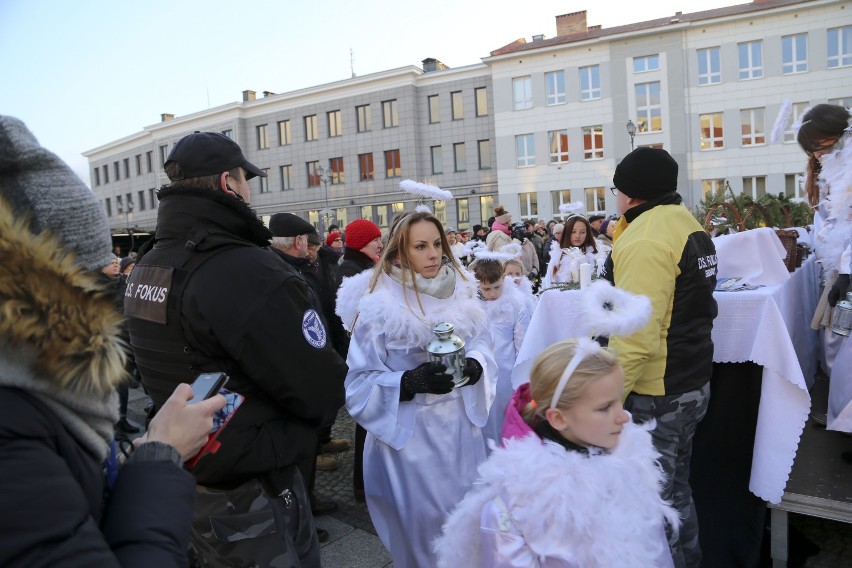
[353,423,367,493]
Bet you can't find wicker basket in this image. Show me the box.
[775,229,799,272]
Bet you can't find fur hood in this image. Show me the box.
[435,420,680,568]
[338,269,487,346]
[0,195,126,398]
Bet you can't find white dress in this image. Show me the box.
[480,280,532,450]
[342,271,496,568]
[435,421,679,568]
[540,240,611,290]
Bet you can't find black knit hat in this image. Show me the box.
[613,147,678,200]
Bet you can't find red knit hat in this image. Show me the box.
[325,231,342,247]
[345,219,382,251]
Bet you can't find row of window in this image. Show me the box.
[103,188,157,218]
[427,87,489,123]
[702,174,805,200]
[515,126,604,168]
[510,26,851,112]
[94,151,155,186]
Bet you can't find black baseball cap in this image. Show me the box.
[165,131,266,181]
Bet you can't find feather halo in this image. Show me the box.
[558,201,585,216]
[581,279,652,338]
[770,99,793,144]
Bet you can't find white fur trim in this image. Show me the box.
[481,276,528,323]
[335,269,373,331]
[400,179,454,201]
[582,279,652,338]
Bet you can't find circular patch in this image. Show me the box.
[302,309,327,349]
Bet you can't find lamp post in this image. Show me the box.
[626,120,637,151]
[316,164,333,236]
[125,198,135,254]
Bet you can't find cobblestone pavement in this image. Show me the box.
[128,389,850,567]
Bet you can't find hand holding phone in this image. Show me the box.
[184,389,244,468]
[189,372,228,404]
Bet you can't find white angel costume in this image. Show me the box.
[480,279,532,450]
[339,267,497,567]
[540,240,611,290]
[435,421,679,568]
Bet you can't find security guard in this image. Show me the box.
[125,131,346,567]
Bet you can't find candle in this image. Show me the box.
[580,263,592,289]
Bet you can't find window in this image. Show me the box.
[115,194,122,213]
[545,71,566,105]
[327,110,342,137]
[697,47,721,85]
[585,187,605,213]
[519,192,538,220]
[93,167,100,186]
[743,176,766,199]
[478,140,491,170]
[257,124,269,149]
[329,157,344,184]
[453,143,466,172]
[159,144,168,168]
[548,130,569,164]
[457,198,470,230]
[359,153,374,181]
[221,129,233,139]
[829,96,852,108]
[516,134,535,167]
[149,188,157,208]
[828,26,852,68]
[382,100,398,128]
[451,91,463,120]
[633,54,660,73]
[103,165,109,184]
[259,169,270,193]
[428,95,440,123]
[278,120,291,145]
[551,190,571,218]
[784,102,809,142]
[360,205,373,222]
[434,200,447,224]
[104,197,111,217]
[738,40,763,79]
[307,161,320,187]
[137,190,146,211]
[702,179,726,197]
[475,87,488,116]
[114,161,120,180]
[782,34,808,74]
[635,82,662,132]
[385,149,401,177]
[513,76,533,110]
[431,146,443,174]
[785,173,804,200]
[336,207,349,228]
[123,158,130,179]
[740,108,766,146]
[304,115,318,141]
[146,151,153,173]
[280,165,293,190]
[582,126,604,160]
[135,154,142,176]
[700,113,724,150]
[376,205,389,228]
[475,196,492,226]
[579,65,600,100]
[356,104,372,132]
[392,202,404,220]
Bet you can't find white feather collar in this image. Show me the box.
[481,277,529,323]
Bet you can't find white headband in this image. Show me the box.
[549,338,602,409]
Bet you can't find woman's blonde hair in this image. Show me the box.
[368,210,465,311]
[521,339,620,424]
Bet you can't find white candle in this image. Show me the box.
[580,263,592,289]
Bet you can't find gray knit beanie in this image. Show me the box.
[0,115,113,272]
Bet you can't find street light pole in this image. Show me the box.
[126,198,135,254]
[316,164,332,236]
[626,120,637,151]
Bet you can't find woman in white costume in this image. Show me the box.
[435,339,679,568]
[339,210,496,567]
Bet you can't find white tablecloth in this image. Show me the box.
[514,256,820,504]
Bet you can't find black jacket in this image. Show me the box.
[127,188,347,486]
[337,247,376,284]
[298,246,348,356]
[0,389,195,567]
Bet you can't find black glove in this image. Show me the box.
[828,274,851,307]
[400,362,453,401]
[461,358,483,387]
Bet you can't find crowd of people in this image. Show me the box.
[1,101,848,568]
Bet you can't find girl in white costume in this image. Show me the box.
[541,215,610,289]
[436,339,679,568]
[339,211,497,567]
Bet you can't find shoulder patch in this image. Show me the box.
[302,309,327,349]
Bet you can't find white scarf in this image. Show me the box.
[388,263,456,299]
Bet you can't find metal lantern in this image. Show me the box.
[830,292,852,336]
[426,322,468,387]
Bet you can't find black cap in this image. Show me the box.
[613,147,678,200]
[165,131,266,181]
[269,213,317,237]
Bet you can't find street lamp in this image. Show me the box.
[316,164,333,236]
[115,198,135,255]
[626,120,637,151]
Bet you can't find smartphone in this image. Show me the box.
[185,389,245,468]
[189,372,228,404]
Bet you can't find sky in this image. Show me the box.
[0,0,747,184]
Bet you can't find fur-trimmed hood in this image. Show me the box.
[0,194,126,399]
[435,420,680,567]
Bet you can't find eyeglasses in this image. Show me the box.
[609,186,619,196]
[333,238,343,242]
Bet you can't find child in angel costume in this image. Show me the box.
[336,207,497,568]
[541,209,610,290]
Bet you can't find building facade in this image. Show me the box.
[86,0,851,242]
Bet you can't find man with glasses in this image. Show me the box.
[602,147,717,568]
